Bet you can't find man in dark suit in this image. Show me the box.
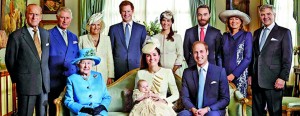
[5,4,50,116]
[108,1,147,80]
[179,41,229,116]
[184,5,222,67]
[249,4,292,116]
[48,7,79,116]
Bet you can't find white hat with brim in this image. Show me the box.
[72,48,101,66]
[219,10,251,25]
[142,38,160,54]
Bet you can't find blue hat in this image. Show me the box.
[72,48,101,65]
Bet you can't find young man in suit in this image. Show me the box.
[179,41,229,116]
[48,7,79,116]
[183,5,222,67]
[108,1,147,80]
[249,4,293,116]
[5,4,50,115]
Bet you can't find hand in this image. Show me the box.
[79,107,94,115]
[190,108,198,116]
[227,74,235,82]
[197,107,209,116]
[274,78,285,89]
[107,78,113,85]
[93,105,106,115]
[247,76,252,85]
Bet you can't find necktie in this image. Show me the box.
[197,68,205,108]
[33,28,42,59]
[125,23,130,48]
[259,28,269,51]
[62,30,68,46]
[200,27,205,42]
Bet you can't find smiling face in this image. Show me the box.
[138,80,150,93]
[197,8,210,26]
[193,42,209,67]
[26,5,42,28]
[259,8,275,27]
[228,16,242,30]
[57,10,72,30]
[161,17,172,31]
[90,20,101,35]
[78,59,93,77]
[120,5,133,23]
[145,49,160,67]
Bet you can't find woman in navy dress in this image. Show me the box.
[218,10,252,97]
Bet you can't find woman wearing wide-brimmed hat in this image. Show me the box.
[218,10,253,97]
[78,13,114,85]
[64,48,111,116]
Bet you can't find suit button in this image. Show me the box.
[89,95,92,98]
[87,86,90,89]
[89,103,92,106]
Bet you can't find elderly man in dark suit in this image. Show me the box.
[249,4,293,116]
[48,7,79,116]
[5,4,50,116]
[183,5,222,67]
[108,1,147,80]
[179,41,229,116]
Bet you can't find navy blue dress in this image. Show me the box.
[220,30,253,97]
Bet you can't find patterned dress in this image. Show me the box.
[220,30,253,97]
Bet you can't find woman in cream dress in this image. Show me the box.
[130,41,179,116]
[78,13,114,85]
[153,10,186,77]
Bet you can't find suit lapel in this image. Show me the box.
[52,27,67,51]
[260,24,279,52]
[39,27,48,57]
[254,27,263,54]
[203,64,213,100]
[21,27,40,60]
[117,23,127,48]
[192,66,199,91]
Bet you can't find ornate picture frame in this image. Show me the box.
[41,0,65,14]
[40,20,57,30]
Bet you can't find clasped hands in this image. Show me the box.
[144,91,167,104]
[80,105,105,115]
[191,107,209,116]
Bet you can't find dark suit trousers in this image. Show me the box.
[252,87,283,116]
[178,109,225,116]
[18,92,48,116]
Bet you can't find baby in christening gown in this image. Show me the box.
[129,80,176,116]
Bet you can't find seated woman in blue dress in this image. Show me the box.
[218,10,253,97]
[64,48,111,116]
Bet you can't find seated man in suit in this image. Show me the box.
[179,41,229,116]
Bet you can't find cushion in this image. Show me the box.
[123,88,134,112]
[282,97,300,108]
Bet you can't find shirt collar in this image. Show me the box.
[230,30,244,40]
[198,24,208,29]
[123,21,133,27]
[264,22,275,30]
[197,61,209,72]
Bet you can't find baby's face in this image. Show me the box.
[138,81,150,93]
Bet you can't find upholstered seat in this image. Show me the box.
[227,82,250,116]
[282,97,300,116]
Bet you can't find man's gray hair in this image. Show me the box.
[259,4,276,14]
[57,7,73,18]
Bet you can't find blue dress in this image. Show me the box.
[220,30,252,97]
[64,71,111,116]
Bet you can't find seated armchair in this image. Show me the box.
[54,68,183,116]
[227,82,250,116]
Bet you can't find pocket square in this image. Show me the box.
[46,43,49,46]
[271,38,278,41]
[73,41,78,44]
[210,81,217,84]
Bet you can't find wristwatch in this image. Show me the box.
[207,107,211,112]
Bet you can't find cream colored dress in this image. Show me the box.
[129,89,176,116]
[153,33,187,77]
[78,34,114,83]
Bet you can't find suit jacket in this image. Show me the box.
[250,24,292,89]
[108,22,147,79]
[183,25,222,67]
[48,26,79,90]
[181,63,229,115]
[5,26,50,95]
[64,71,111,115]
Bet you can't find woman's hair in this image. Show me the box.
[160,11,174,42]
[226,16,244,32]
[140,47,162,69]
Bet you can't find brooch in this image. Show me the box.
[93,74,98,78]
